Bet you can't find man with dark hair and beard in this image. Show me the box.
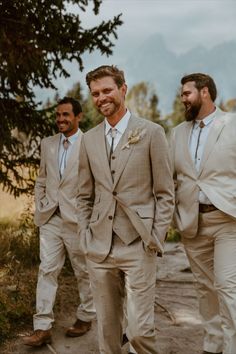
[170,73,236,354]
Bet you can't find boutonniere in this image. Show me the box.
[121,127,147,150]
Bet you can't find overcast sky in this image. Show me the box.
[79,0,236,54]
[37,0,236,102]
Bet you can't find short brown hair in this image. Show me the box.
[181,73,217,102]
[86,65,125,89]
[57,96,82,116]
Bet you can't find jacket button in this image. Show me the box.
[108,215,113,220]
[113,191,117,196]
[111,170,115,174]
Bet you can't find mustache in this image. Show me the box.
[56,120,69,124]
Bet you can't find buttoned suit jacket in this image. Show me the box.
[170,108,236,238]
[34,130,83,229]
[77,115,174,263]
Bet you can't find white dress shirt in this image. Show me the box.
[58,130,79,176]
[189,108,216,204]
[105,110,131,151]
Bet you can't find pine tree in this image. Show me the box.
[0,0,122,195]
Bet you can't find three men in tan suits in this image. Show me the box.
[77,65,174,354]
[170,73,236,354]
[23,97,95,347]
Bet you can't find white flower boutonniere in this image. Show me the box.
[122,127,147,150]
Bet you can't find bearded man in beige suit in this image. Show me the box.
[23,97,95,347]
[77,65,174,354]
[170,73,236,354]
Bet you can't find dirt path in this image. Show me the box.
[2,243,204,354]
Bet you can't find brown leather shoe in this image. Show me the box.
[22,329,52,346]
[66,319,92,337]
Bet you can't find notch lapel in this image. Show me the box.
[97,121,114,186]
[112,116,143,188]
[61,129,83,181]
[198,115,225,176]
[183,122,197,174]
[49,134,61,181]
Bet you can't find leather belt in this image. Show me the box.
[199,204,218,213]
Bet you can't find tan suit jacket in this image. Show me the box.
[170,108,236,238]
[34,130,83,228]
[77,115,174,263]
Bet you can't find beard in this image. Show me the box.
[97,100,121,118]
[184,99,202,121]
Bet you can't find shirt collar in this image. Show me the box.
[61,129,79,145]
[194,107,216,129]
[105,110,131,136]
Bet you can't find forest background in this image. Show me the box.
[1,0,236,346]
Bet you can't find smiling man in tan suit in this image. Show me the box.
[170,73,236,354]
[77,65,174,354]
[23,97,95,347]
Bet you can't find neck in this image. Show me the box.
[107,108,127,127]
[196,104,215,120]
[64,128,79,138]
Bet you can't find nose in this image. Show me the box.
[97,93,107,104]
[181,95,187,103]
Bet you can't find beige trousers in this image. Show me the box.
[183,209,236,354]
[33,214,95,330]
[87,236,159,354]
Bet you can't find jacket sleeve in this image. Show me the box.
[151,125,175,253]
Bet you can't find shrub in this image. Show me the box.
[166,227,181,242]
[0,203,39,344]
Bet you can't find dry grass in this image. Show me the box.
[0,193,77,346]
[0,194,38,344]
[0,189,30,221]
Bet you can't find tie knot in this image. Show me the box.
[110,128,117,139]
[63,138,69,150]
[199,121,205,129]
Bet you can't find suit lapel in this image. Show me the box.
[183,122,197,174]
[61,129,83,181]
[49,134,61,181]
[198,112,226,176]
[97,121,114,185]
[113,116,144,188]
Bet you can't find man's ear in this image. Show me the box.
[201,86,209,99]
[77,112,83,122]
[121,83,127,97]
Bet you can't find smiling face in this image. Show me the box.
[181,81,203,121]
[90,76,127,126]
[56,103,81,137]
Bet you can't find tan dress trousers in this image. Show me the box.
[183,209,236,354]
[87,236,159,354]
[33,214,95,330]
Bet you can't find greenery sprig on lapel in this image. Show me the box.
[122,128,147,150]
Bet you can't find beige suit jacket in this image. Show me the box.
[170,108,236,238]
[34,130,83,228]
[77,115,174,263]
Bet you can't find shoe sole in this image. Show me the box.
[66,328,91,337]
[23,339,52,347]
